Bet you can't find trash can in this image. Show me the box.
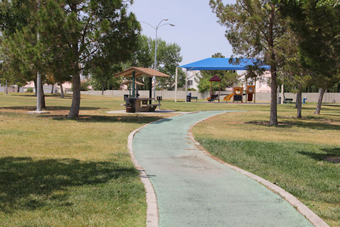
[124,94,129,101]
[186,93,192,102]
[126,98,136,113]
[303,98,307,104]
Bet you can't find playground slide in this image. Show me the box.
[224,94,233,102]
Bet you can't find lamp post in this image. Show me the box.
[140,19,174,100]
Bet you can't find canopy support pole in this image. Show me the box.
[185,70,188,102]
[175,67,178,102]
[218,81,220,103]
[254,77,257,103]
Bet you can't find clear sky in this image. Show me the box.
[128,0,235,66]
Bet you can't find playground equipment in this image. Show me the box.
[224,72,257,103]
[207,71,258,103]
[207,75,221,102]
[246,85,255,102]
[223,94,233,102]
[223,85,255,103]
[233,87,243,102]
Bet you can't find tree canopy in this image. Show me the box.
[278,0,340,114]
[130,35,185,90]
[0,0,141,118]
[210,0,289,125]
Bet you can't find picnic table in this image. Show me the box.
[135,98,160,112]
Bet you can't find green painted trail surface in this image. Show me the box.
[133,111,314,227]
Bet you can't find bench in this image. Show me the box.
[191,96,198,102]
[141,104,160,112]
[283,98,293,104]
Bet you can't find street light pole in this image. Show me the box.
[140,19,174,101]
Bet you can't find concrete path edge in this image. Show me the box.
[128,117,178,227]
[188,115,330,227]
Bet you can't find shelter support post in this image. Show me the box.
[132,71,135,98]
[149,77,152,104]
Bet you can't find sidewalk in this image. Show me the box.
[132,111,315,227]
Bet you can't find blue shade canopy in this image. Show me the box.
[179,58,270,71]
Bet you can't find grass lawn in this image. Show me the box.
[0,93,176,227]
[0,93,339,226]
[193,105,340,227]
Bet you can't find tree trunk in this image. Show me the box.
[314,88,326,115]
[269,65,278,125]
[101,83,105,95]
[39,79,46,109]
[60,83,64,98]
[51,84,54,94]
[68,73,81,118]
[17,86,20,92]
[296,91,302,118]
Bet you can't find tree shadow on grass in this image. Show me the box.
[46,115,165,124]
[287,121,340,130]
[246,119,340,130]
[0,106,101,111]
[0,157,138,213]
[298,147,340,162]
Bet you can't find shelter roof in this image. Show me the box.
[179,58,270,71]
[121,80,144,86]
[209,75,221,82]
[115,67,170,78]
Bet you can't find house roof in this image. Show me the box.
[179,58,270,71]
[115,67,170,78]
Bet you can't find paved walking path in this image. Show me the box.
[133,111,314,227]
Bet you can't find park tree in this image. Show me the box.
[89,61,123,95]
[195,53,238,93]
[130,35,185,90]
[210,0,290,125]
[154,39,183,90]
[277,28,312,118]
[1,0,48,109]
[37,0,140,118]
[278,0,340,115]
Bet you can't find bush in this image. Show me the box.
[81,81,90,91]
[26,87,33,93]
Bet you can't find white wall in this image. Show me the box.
[81,90,340,103]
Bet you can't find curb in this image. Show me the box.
[188,114,330,227]
[128,123,159,227]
